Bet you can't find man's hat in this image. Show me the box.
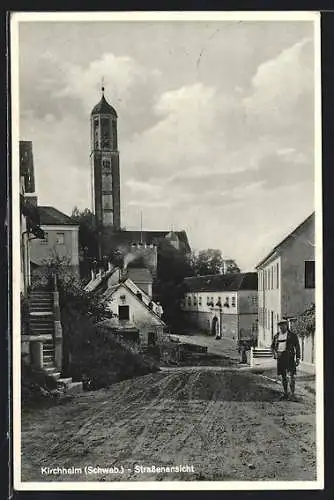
[277,319,289,326]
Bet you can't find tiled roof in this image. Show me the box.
[255,212,315,269]
[91,95,117,117]
[103,230,191,253]
[184,272,258,292]
[38,206,79,226]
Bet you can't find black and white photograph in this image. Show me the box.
[11,11,323,490]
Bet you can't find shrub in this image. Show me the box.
[292,303,315,338]
[69,323,159,389]
[21,361,69,408]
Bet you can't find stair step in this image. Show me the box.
[57,377,73,385]
[31,322,53,326]
[43,361,56,367]
[44,366,59,373]
[31,328,54,333]
[66,381,83,394]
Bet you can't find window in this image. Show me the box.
[103,193,113,209]
[252,296,257,305]
[198,296,202,306]
[148,331,157,346]
[187,296,192,307]
[207,296,210,305]
[40,232,48,244]
[231,296,236,307]
[112,121,118,149]
[193,295,197,306]
[276,263,279,289]
[102,159,112,175]
[305,261,315,289]
[101,118,111,148]
[118,305,130,321]
[56,232,64,245]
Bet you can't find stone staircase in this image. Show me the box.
[252,347,273,359]
[29,287,83,394]
[249,346,275,368]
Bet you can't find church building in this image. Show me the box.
[89,87,191,269]
[91,86,121,231]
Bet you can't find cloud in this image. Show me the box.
[243,38,314,133]
[18,23,315,270]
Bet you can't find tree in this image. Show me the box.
[155,238,195,328]
[225,260,241,274]
[191,250,241,276]
[71,207,98,260]
[192,249,224,276]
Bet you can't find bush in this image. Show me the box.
[293,303,315,338]
[21,361,69,408]
[68,322,159,390]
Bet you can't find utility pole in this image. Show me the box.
[140,210,143,244]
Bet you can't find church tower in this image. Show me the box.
[91,86,121,231]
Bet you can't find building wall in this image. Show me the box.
[30,225,79,267]
[181,289,257,342]
[257,256,281,347]
[182,290,239,314]
[237,290,258,314]
[238,313,258,341]
[221,314,238,340]
[105,285,164,344]
[299,334,315,366]
[257,216,315,349]
[181,290,258,341]
[20,177,31,296]
[280,217,315,318]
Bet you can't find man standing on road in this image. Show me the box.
[271,319,301,400]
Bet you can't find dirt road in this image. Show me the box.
[21,368,316,482]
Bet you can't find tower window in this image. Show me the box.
[101,118,111,148]
[102,159,111,174]
[112,121,117,149]
[103,193,113,209]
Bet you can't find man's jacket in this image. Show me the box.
[271,330,301,359]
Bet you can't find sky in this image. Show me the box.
[18,17,317,271]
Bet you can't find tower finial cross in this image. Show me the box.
[101,76,105,95]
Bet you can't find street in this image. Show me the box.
[21,366,316,482]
